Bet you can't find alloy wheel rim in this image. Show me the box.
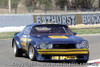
[14,44,17,54]
[29,46,34,59]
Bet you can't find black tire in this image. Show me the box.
[28,45,36,61]
[76,60,88,64]
[76,53,89,64]
[13,42,23,57]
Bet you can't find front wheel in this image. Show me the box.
[28,45,36,61]
[13,42,22,57]
[76,60,88,64]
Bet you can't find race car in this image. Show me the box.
[12,23,89,63]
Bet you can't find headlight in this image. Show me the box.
[76,44,81,49]
[39,42,53,49]
[39,42,46,49]
[47,44,53,49]
[76,41,89,49]
[81,41,89,48]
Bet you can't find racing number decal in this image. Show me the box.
[60,56,77,60]
[21,38,27,47]
[52,56,77,60]
[21,37,31,50]
[52,56,59,60]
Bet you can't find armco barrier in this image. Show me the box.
[0,26,25,32]
[0,14,33,32]
[0,14,33,27]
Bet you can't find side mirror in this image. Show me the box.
[73,32,77,35]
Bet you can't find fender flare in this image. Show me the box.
[12,37,22,49]
[28,41,36,49]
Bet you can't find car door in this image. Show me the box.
[20,25,32,51]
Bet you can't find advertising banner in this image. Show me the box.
[33,14,100,25]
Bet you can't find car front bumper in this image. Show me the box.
[36,49,89,61]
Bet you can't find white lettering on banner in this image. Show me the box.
[46,16,51,23]
[42,16,46,23]
[57,16,62,24]
[66,15,71,25]
[71,15,75,25]
[82,14,100,24]
[82,15,87,24]
[62,16,66,24]
[34,15,76,25]
[36,16,41,23]
[52,16,56,23]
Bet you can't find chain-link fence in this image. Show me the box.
[0,0,100,14]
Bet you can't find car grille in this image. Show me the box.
[53,44,76,49]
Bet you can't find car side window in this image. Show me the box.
[22,26,32,35]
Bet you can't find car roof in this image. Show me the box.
[27,23,67,27]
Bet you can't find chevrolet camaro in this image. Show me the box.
[12,23,89,63]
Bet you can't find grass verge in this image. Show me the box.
[0,28,100,39]
[72,28,100,35]
[0,32,15,39]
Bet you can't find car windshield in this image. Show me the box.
[31,24,73,35]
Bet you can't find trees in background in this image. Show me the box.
[11,0,21,13]
[24,0,38,12]
[39,0,52,12]
[0,0,98,13]
[55,0,68,10]
[24,0,52,13]
[74,0,94,9]
[0,0,8,8]
[55,0,95,10]
[0,0,20,13]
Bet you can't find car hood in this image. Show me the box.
[31,34,85,44]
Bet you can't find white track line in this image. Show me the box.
[88,59,100,63]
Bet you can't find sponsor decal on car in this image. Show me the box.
[49,36,68,39]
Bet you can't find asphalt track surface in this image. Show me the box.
[0,35,100,67]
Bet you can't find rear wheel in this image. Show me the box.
[13,42,22,57]
[28,45,36,61]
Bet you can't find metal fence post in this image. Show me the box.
[8,0,12,13]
